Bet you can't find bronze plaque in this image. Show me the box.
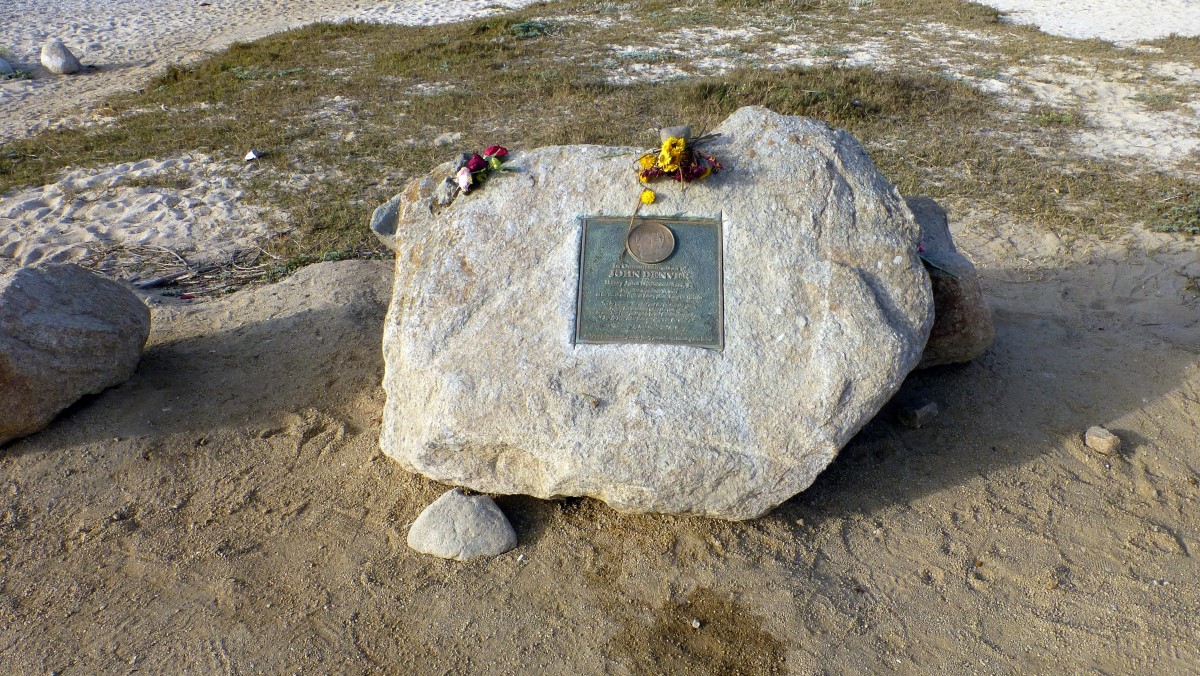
[575,216,724,350]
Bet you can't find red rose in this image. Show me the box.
[466,153,487,172]
[484,145,509,159]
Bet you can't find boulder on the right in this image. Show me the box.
[908,196,995,369]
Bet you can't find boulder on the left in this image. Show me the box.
[0,265,150,445]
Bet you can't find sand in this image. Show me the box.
[0,155,270,276]
[2,230,1197,671]
[980,0,1200,44]
[1,1,1200,672]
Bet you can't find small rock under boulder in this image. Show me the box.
[379,106,934,519]
[40,38,81,75]
[908,196,995,369]
[897,396,939,429]
[0,265,150,446]
[407,488,518,561]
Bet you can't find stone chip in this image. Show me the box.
[1084,426,1121,456]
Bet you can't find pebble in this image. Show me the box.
[897,397,939,428]
[1084,426,1121,456]
[433,131,463,147]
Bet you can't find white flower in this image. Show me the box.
[455,166,473,192]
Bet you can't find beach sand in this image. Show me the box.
[1,1,1199,672]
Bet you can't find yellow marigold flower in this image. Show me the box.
[640,188,656,205]
[638,153,656,170]
[657,136,685,173]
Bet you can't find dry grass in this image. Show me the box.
[2,0,1198,283]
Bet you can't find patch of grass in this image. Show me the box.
[119,170,194,191]
[618,49,672,63]
[966,66,1003,80]
[872,0,1002,25]
[228,65,305,80]
[1,69,33,81]
[1142,34,1200,62]
[510,20,555,38]
[261,246,385,283]
[1154,195,1200,235]
[713,0,820,10]
[1129,90,1181,111]
[813,46,849,57]
[1031,105,1085,128]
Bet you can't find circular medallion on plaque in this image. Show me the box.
[626,221,675,264]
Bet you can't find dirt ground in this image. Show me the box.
[1,206,1198,672]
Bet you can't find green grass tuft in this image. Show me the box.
[1155,196,1200,235]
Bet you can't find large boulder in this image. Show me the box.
[907,196,995,368]
[379,106,933,520]
[0,265,150,445]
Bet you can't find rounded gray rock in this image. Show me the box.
[369,192,403,248]
[0,57,15,77]
[406,488,517,561]
[0,265,150,445]
[41,38,81,75]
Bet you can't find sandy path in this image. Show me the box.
[1,225,1197,671]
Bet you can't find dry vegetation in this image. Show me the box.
[2,0,1199,274]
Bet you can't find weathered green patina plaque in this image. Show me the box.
[575,216,724,350]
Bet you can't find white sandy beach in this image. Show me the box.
[0,0,542,143]
[985,0,1200,43]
